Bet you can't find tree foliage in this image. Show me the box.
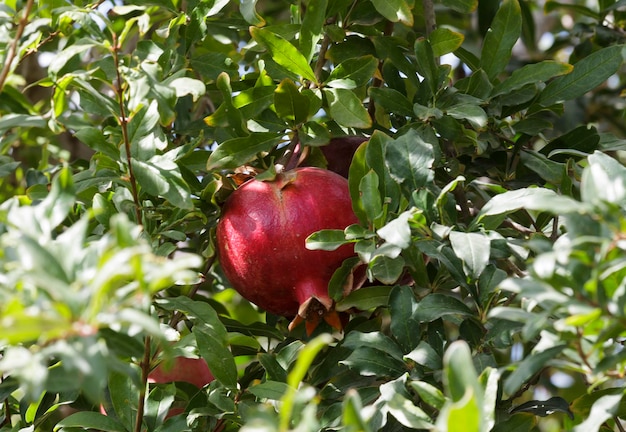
[1,0,626,431]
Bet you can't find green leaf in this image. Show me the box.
[385,129,435,193]
[503,345,565,396]
[343,331,405,361]
[473,187,581,229]
[206,133,283,170]
[250,26,317,83]
[480,0,522,81]
[300,0,328,62]
[414,38,439,95]
[167,76,207,101]
[327,55,379,89]
[389,285,421,353]
[132,157,193,209]
[360,170,384,224]
[544,1,600,19]
[492,61,573,97]
[405,342,442,370]
[249,381,291,401]
[323,88,372,129]
[0,113,46,132]
[539,45,626,106]
[409,380,446,410]
[0,156,20,178]
[336,285,393,311]
[446,104,487,129]
[340,347,407,377]
[414,293,473,323]
[342,390,372,432]
[54,412,127,432]
[371,0,413,25]
[369,87,414,117]
[240,0,265,25]
[370,255,405,285]
[39,167,76,229]
[306,229,350,251]
[441,0,478,13]
[581,150,626,206]
[429,28,465,57]
[274,79,310,125]
[520,150,564,184]
[449,231,491,280]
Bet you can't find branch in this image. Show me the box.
[0,0,35,93]
[134,336,152,432]
[422,0,437,37]
[111,34,143,225]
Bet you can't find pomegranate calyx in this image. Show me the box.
[288,295,343,335]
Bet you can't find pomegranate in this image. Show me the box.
[216,167,359,334]
[148,356,214,389]
[321,136,368,178]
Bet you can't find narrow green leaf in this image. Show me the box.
[39,167,76,229]
[343,331,405,361]
[0,113,47,133]
[206,133,282,170]
[342,390,372,432]
[323,88,372,129]
[250,26,317,83]
[446,104,487,129]
[480,0,522,80]
[503,345,565,396]
[409,380,446,410]
[300,0,328,62]
[492,61,573,97]
[240,0,265,25]
[544,1,600,19]
[538,45,626,106]
[429,28,465,57]
[520,150,563,184]
[340,347,407,377]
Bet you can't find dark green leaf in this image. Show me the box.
[206,133,283,170]
[539,45,625,106]
[248,381,291,400]
[369,87,414,117]
[441,0,478,13]
[480,0,522,81]
[370,255,405,285]
[503,345,565,396]
[323,88,372,129]
[385,129,435,193]
[492,61,573,97]
[389,285,421,353]
[360,170,383,224]
[274,79,310,125]
[340,347,407,378]
[327,55,379,89]
[413,293,473,323]
[54,411,127,432]
[336,285,393,311]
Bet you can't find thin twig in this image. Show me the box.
[313,33,331,85]
[615,417,626,432]
[0,0,35,93]
[134,336,152,432]
[111,34,143,225]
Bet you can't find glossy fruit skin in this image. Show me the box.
[148,357,214,389]
[216,167,359,320]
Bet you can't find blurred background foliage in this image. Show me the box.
[0,0,626,431]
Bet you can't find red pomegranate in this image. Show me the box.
[148,356,214,389]
[216,167,360,334]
